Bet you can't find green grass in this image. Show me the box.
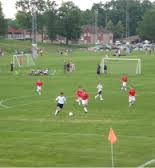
[0,40,155,167]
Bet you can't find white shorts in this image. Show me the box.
[129,96,135,103]
[37,86,42,92]
[122,82,127,87]
[82,99,88,106]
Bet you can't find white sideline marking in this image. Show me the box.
[0,101,10,108]
[138,159,155,168]
[2,95,36,103]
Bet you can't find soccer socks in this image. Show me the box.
[100,95,103,100]
[84,107,88,112]
[121,87,127,92]
[76,99,81,105]
[95,95,99,99]
[95,95,103,100]
[55,107,60,115]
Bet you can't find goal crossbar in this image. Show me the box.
[13,54,35,67]
[101,57,141,75]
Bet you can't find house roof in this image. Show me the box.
[8,26,24,34]
[82,25,112,34]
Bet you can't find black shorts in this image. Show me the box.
[98,91,102,95]
[57,103,64,109]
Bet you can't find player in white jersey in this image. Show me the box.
[94,82,103,100]
[55,92,66,115]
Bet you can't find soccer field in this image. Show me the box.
[0,40,155,167]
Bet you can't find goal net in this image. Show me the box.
[13,54,35,67]
[100,57,141,75]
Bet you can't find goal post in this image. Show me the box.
[13,54,35,67]
[100,57,141,75]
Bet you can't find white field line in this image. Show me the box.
[1,95,37,103]
[138,159,155,168]
[0,89,154,110]
[0,101,10,108]
[0,130,154,141]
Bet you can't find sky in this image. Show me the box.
[1,0,155,19]
[1,0,111,19]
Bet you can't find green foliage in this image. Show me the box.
[15,0,46,33]
[44,0,58,42]
[16,0,46,13]
[90,0,153,37]
[81,9,95,26]
[0,2,7,36]
[58,1,82,44]
[16,11,32,30]
[114,21,125,39]
[106,20,114,32]
[7,19,21,29]
[137,8,155,41]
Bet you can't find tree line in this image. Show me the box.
[0,0,155,43]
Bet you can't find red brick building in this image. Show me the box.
[80,25,113,44]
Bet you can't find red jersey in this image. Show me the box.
[128,89,136,96]
[76,89,83,97]
[81,91,89,100]
[36,81,43,86]
[122,76,128,82]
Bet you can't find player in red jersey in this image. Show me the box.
[75,86,83,105]
[36,80,43,95]
[121,75,128,92]
[81,89,89,113]
[128,86,136,107]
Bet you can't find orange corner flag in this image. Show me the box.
[108,128,117,144]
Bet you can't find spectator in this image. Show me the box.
[10,62,14,72]
[97,64,101,75]
[104,64,107,74]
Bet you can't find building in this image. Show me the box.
[122,35,140,44]
[7,26,29,40]
[79,25,113,45]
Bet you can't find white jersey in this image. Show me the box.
[56,96,66,104]
[97,84,103,92]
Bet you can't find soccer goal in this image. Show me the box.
[13,54,35,67]
[100,57,141,75]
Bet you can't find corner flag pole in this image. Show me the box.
[108,128,117,168]
[111,143,114,167]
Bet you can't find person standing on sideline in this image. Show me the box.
[95,82,103,100]
[10,62,14,72]
[104,64,107,74]
[121,75,128,92]
[36,80,43,96]
[55,92,66,115]
[81,89,89,113]
[128,86,136,107]
[64,60,67,73]
[96,64,101,75]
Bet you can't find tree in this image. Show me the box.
[7,19,21,29]
[44,0,58,42]
[16,0,46,40]
[16,11,31,30]
[106,20,114,32]
[0,2,7,36]
[16,0,46,13]
[93,0,153,37]
[91,2,107,27]
[137,8,155,41]
[58,1,82,45]
[114,21,124,39]
[81,9,94,25]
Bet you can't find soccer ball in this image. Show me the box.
[69,112,73,116]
